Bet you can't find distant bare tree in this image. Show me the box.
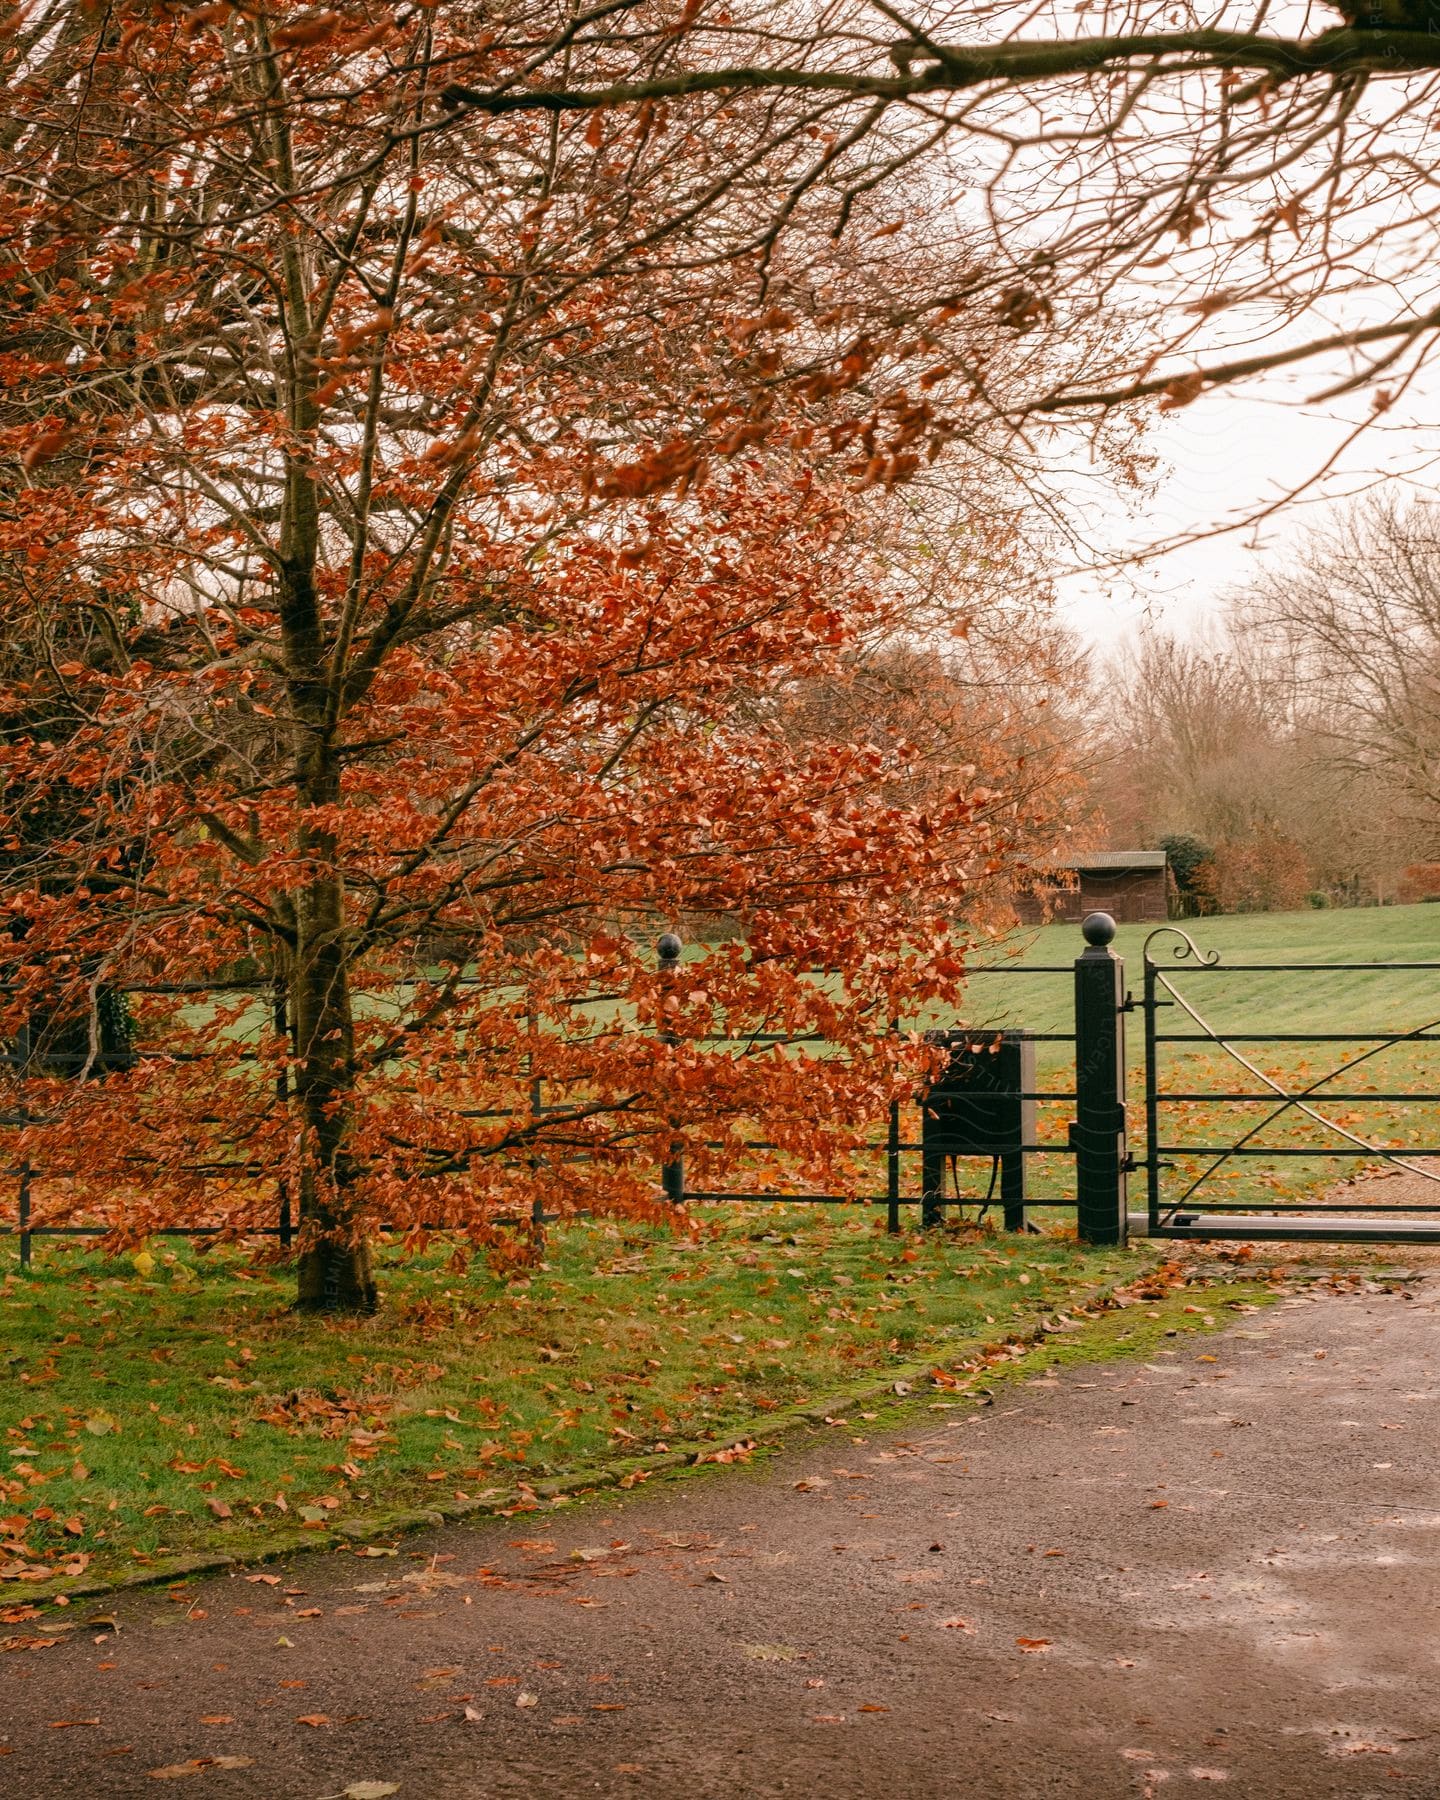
[1242,499,1440,843]
[1106,632,1303,845]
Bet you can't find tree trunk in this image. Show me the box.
[281,530,375,1311]
[289,862,376,1313]
[265,58,375,1309]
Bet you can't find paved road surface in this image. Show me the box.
[5,1281,1440,1798]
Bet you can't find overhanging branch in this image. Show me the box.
[439,28,1440,119]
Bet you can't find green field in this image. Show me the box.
[957,902,1440,1222]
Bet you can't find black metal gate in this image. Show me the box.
[1135,924,1440,1244]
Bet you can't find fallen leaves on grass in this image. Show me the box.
[693,1440,755,1466]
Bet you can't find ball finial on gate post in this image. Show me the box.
[657,932,683,968]
[1081,911,1117,948]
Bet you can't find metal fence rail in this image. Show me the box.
[49,911,1440,1259]
[2,925,1134,1264]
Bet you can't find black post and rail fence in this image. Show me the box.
[3,915,1133,1264]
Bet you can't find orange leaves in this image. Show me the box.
[334,310,394,356]
[854,451,920,492]
[713,421,771,456]
[729,308,796,349]
[181,3,233,37]
[272,12,342,52]
[586,438,704,501]
[692,1439,755,1466]
[20,429,74,473]
[1183,291,1241,320]
[420,426,484,468]
[344,18,398,56]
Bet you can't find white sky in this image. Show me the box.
[1054,366,1440,643]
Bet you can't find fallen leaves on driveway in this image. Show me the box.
[148,1756,254,1779]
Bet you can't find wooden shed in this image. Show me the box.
[1016,850,1169,925]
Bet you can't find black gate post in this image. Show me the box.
[884,1014,904,1234]
[1073,912,1128,1245]
[657,934,685,1205]
[17,1155,31,1270]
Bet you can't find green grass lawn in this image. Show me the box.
[958,902,1440,1219]
[1,1211,1154,1590]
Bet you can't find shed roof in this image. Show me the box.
[1037,850,1168,873]
[1072,850,1167,872]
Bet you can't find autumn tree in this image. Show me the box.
[1103,633,1306,849]
[775,483,1103,924]
[0,3,1098,1308]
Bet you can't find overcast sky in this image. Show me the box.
[1053,315,1440,648]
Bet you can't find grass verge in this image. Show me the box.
[2,1210,1162,1596]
